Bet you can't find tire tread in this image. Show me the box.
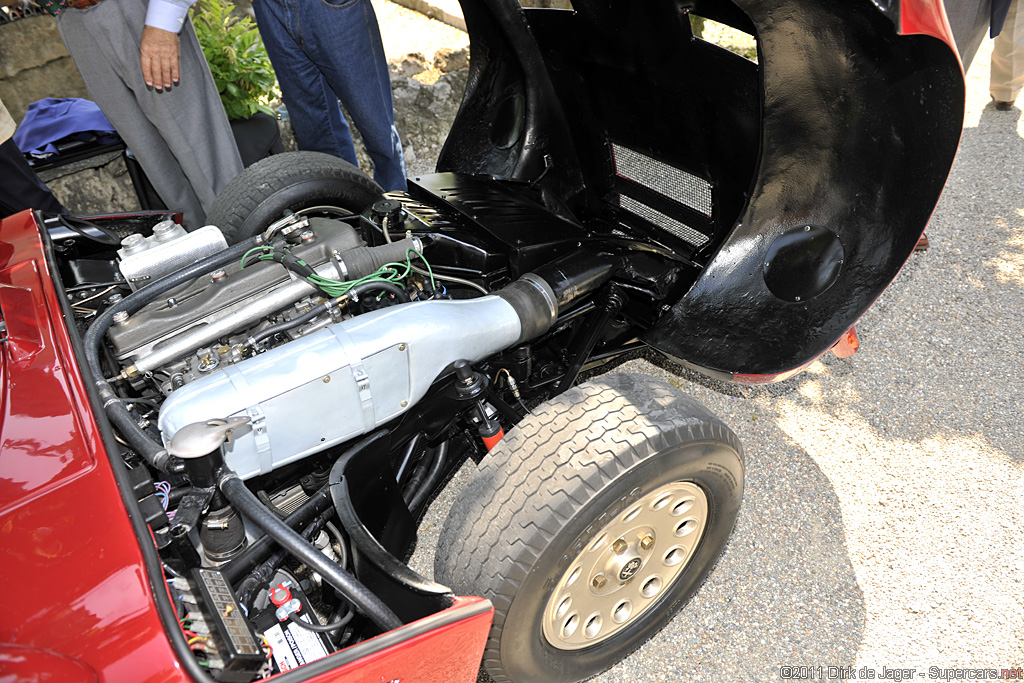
[434,373,743,683]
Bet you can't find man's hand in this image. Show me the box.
[140,25,180,91]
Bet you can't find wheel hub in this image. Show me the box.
[541,481,709,650]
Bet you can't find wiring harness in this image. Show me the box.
[239,244,437,299]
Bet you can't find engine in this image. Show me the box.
[55,170,674,683]
[101,211,559,479]
[107,215,421,388]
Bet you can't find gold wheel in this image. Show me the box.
[541,481,709,650]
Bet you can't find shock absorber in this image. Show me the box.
[453,360,504,451]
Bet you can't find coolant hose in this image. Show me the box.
[248,299,335,347]
[219,471,404,633]
[288,609,354,634]
[236,512,328,611]
[83,235,262,473]
[406,441,448,512]
[222,486,332,584]
[247,280,410,347]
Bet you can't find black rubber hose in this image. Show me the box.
[249,299,334,347]
[324,520,349,569]
[56,214,122,245]
[394,433,422,485]
[166,486,192,510]
[222,486,332,584]
[288,608,354,634]
[348,281,410,304]
[82,235,261,473]
[236,513,328,612]
[407,441,449,512]
[219,472,403,633]
[257,490,290,520]
[250,269,412,347]
[248,281,407,348]
[236,545,290,612]
[235,574,263,614]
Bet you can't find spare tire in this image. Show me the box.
[205,151,385,244]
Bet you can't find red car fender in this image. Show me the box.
[0,210,491,682]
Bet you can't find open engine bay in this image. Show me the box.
[53,170,703,681]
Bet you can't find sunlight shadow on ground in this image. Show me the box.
[769,393,1021,664]
[986,208,1024,286]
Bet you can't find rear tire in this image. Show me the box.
[434,373,744,683]
[205,151,384,244]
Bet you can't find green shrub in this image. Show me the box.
[191,0,279,120]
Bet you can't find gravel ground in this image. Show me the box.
[373,0,469,65]
[383,8,1024,680]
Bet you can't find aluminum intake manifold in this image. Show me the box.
[157,275,558,479]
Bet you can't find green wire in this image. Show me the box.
[239,242,438,298]
[240,245,273,270]
[407,248,436,290]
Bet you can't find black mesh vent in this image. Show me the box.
[611,143,714,248]
[619,197,709,247]
[612,144,713,217]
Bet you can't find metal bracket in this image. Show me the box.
[247,405,273,475]
[351,365,375,433]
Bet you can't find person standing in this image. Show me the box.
[54,0,244,228]
[0,97,67,219]
[991,0,1024,109]
[251,0,407,191]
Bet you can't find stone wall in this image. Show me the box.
[0,14,88,122]
[0,12,116,215]
[36,151,141,216]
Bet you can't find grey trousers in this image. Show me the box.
[58,0,243,228]
[946,0,992,70]
[992,0,1024,102]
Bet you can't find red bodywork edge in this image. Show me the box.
[900,0,960,52]
[0,209,492,682]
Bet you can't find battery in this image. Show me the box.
[251,575,336,674]
[261,613,332,672]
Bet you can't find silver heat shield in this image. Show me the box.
[157,295,523,479]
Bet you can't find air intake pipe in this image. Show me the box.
[495,248,622,343]
[158,248,623,479]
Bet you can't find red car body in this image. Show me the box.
[0,209,491,681]
[0,0,962,680]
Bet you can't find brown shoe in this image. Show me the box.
[914,233,929,252]
[993,97,1015,111]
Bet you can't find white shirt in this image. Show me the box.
[144,0,196,34]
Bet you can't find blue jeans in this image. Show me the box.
[253,0,407,191]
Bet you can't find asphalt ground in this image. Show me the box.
[391,14,1024,681]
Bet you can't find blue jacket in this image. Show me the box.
[13,98,117,158]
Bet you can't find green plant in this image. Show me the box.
[191,0,279,120]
